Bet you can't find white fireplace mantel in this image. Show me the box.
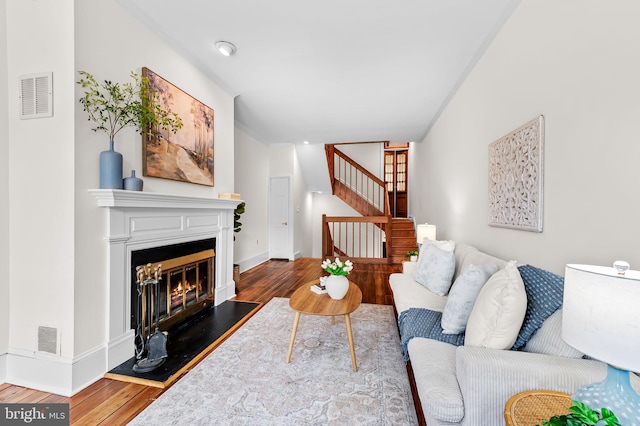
[89,189,241,370]
[89,189,241,210]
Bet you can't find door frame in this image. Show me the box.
[268,175,294,260]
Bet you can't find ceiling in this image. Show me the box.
[118,0,521,145]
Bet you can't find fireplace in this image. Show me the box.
[90,190,240,370]
[130,238,216,335]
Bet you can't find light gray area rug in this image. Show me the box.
[130,297,417,425]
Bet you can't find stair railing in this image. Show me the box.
[322,214,391,263]
[323,144,393,263]
[325,145,390,217]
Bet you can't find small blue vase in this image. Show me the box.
[100,140,123,189]
[123,170,143,191]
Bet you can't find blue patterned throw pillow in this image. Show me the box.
[512,264,565,350]
[398,308,465,361]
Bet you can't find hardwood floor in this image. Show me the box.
[0,258,401,425]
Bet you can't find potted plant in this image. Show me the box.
[321,257,354,300]
[539,401,620,426]
[77,70,183,189]
[234,202,246,237]
[406,250,419,262]
[232,202,246,287]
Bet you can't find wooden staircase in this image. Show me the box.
[323,144,417,265]
[388,218,418,264]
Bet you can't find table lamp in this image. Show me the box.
[416,223,436,245]
[562,263,640,424]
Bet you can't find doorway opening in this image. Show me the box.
[384,142,410,218]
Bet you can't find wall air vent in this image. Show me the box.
[19,72,53,119]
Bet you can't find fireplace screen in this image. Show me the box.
[131,239,216,337]
[160,252,213,321]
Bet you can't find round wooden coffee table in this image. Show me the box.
[286,280,362,372]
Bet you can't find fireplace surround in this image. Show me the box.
[130,238,216,339]
[90,190,240,370]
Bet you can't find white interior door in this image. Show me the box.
[269,176,291,259]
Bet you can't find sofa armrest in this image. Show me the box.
[402,261,417,275]
[455,346,606,426]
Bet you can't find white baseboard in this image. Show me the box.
[71,344,107,395]
[107,330,135,371]
[292,250,302,260]
[0,352,6,384]
[5,345,107,397]
[237,251,269,273]
[6,349,74,396]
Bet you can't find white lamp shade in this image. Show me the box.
[562,264,640,373]
[416,224,436,244]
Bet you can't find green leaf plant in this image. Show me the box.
[234,202,246,239]
[539,401,621,426]
[77,70,183,142]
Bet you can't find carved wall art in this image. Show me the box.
[488,115,544,232]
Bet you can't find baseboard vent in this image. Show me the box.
[38,326,58,354]
[19,72,53,119]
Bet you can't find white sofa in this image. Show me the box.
[389,242,637,425]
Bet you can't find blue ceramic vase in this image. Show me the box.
[123,170,143,191]
[100,140,123,189]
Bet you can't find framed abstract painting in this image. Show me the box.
[142,67,214,186]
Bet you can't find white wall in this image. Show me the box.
[73,0,235,362]
[234,138,318,268]
[291,146,312,258]
[2,0,235,395]
[6,0,76,372]
[234,127,270,270]
[0,0,10,379]
[410,0,640,275]
[336,143,384,180]
[267,144,296,259]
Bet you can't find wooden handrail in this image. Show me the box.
[323,144,394,263]
[328,146,390,217]
[333,147,387,188]
[324,215,389,223]
[325,145,335,190]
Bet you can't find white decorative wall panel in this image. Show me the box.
[488,116,544,232]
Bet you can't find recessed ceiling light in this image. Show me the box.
[303,140,309,145]
[215,41,237,57]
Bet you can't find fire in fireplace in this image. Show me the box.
[131,239,216,339]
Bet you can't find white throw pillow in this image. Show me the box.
[416,239,455,269]
[441,264,499,334]
[414,244,456,296]
[523,309,584,359]
[464,261,527,349]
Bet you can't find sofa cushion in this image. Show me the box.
[523,309,584,358]
[465,261,527,349]
[407,338,464,423]
[414,244,456,296]
[458,249,507,276]
[416,239,455,268]
[511,264,565,350]
[389,272,447,314]
[441,263,499,334]
[453,242,479,279]
[398,308,465,360]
